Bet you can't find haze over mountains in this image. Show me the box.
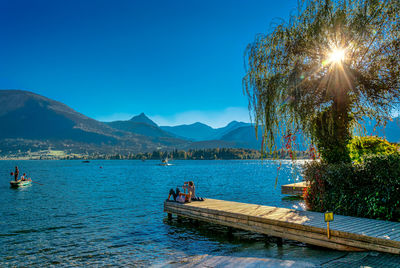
[0,90,399,156]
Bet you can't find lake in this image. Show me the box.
[1,160,398,266]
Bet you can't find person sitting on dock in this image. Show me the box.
[167,181,195,203]
[183,181,195,200]
[167,187,182,202]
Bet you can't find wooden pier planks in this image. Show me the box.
[281,181,308,195]
[164,198,400,254]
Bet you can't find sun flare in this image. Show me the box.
[328,48,345,64]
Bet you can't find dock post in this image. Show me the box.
[227,227,234,240]
[276,237,283,247]
[263,235,270,248]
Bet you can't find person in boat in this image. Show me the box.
[14,166,19,181]
[21,173,27,181]
[167,181,195,203]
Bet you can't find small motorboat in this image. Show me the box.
[82,160,90,163]
[10,180,32,188]
[158,158,173,166]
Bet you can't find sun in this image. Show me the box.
[328,48,345,64]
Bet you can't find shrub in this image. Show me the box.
[348,136,399,163]
[303,153,400,221]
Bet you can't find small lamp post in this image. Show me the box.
[324,211,334,239]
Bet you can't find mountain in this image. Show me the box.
[160,121,252,141]
[105,114,187,146]
[106,113,170,138]
[108,116,259,149]
[212,121,252,139]
[161,122,215,141]
[0,90,172,153]
[107,120,169,138]
[0,90,118,142]
[129,112,158,127]
[219,125,262,149]
[160,121,259,150]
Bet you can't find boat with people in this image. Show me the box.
[10,167,34,188]
[10,180,32,188]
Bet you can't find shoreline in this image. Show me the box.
[0,157,313,161]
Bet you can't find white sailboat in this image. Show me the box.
[159,157,173,166]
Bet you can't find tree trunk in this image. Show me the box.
[313,67,352,164]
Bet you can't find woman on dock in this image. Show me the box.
[183,181,195,200]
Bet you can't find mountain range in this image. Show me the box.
[0,90,399,156]
[0,90,262,155]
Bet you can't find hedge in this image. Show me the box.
[303,153,400,221]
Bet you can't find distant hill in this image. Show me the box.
[105,114,187,146]
[161,122,215,141]
[107,121,168,138]
[210,121,251,139]
[219,125,262,149]
[0,90,118,143]
[161,121,252,141]
[0,90,172,153]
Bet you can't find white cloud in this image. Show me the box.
[150,107,251,128]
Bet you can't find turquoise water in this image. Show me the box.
[0,160,397,266]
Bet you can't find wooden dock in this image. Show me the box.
[281,181,308,195]
[164,199,400,254]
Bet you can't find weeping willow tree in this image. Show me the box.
[243,0,400,163]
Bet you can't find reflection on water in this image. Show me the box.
[0,160,398,266]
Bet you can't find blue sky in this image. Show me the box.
[0,0,297,127]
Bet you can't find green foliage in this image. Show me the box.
[312,109,352,163]
[243,0,400,164]
[303,153,400,221]
[303,161,329,211]
[348,136,399,163]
